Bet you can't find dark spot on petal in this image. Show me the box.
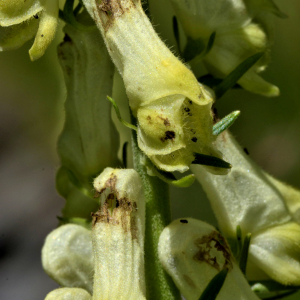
[160,131,176,142]
[188,100,192,105]
[33,14,39,19]
[243,148,249,155]
[41,34,44,37]
[180,219,188,224]
[184,107,190,112]
[191,137,197,143]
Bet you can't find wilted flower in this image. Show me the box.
[43,168,146,299]
[0,0,59,60]
[158,218,260,300]
[170,0,282,97]
[83,0,226,173]
[192,131,300,285]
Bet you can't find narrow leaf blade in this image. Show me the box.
[239,233,252,274]
[214,52,264,99]
[199,269,228,300]
[107,96,138,131]
[192,153,232,169]
[213,111,240,136]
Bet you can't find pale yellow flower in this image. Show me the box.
[0,0,59,60]
[83,0,226,173]
[170,0,281,97]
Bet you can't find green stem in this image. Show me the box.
[131,122,181,300]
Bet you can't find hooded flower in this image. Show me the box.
[192,131,300,285]
[42,168,146,300]
[158,218,260,300]
[0,0,59,60]
[170,0,282,97]
[82,0,226,174]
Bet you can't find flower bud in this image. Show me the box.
[83,0,225,173]
[42,224,94,293]
[170,0,279,97]
[0,0,59,60]
[45,288,92,300]
[92,168,146,300]
[158,218,260,300]
[192,131,300,285]
[57,14,119,191]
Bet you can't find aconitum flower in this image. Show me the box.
[158,218,260,300]
[170,0,281,97]
[192,131,300,285]
[43,168,146,299]
[83,0,226,174]
[0,0,59,60]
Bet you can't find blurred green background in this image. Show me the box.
[0,0,299,299]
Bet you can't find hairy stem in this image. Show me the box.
[131,120,181,300]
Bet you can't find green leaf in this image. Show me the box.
[214,52,264,99]
[108,96,138,131]
[239,233,251,275]
[60,0,94,31]
[213,111,240,136]
[192,153,232,169]
[198,74,242,89]
[199,268,228,300]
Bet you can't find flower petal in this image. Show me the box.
[0,18,38,51]
[137,95,186,156]
[192,131,291,238]
[170,0,250,40]
[29,0,59,60]
[249,222,300,285]
[0,0,44,26]
[158,218,260,300]
[92,168,146,300]
[45,288,92,300]
[42,224,94,293]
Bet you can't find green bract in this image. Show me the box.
[0,0,59,60]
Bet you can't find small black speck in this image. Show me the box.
[63,34,72,42]
[188,113,192,116]
[180,219,188,224]
[191,137,197,143]
[41,34,44,37]
[188,100,192,105]
[33,14,39,19]
[243,148,249,155]
[184,107,190,112]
